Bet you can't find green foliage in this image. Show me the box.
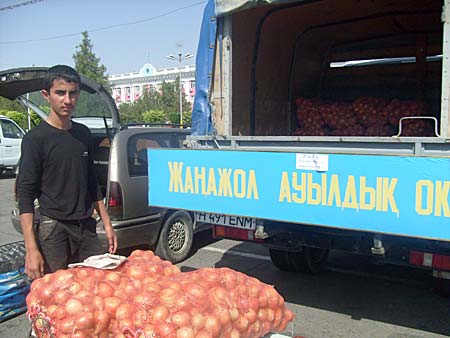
[142,110,167,124]
[118,78,192,126]
[0,97,26,113]
[0,110,41,130]
[73,31,109,87]
[182,109,192,126]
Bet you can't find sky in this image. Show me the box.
[0,0,206,75]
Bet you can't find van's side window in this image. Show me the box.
[127,133,174,177]
[0,119,24,139]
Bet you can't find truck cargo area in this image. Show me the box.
[201,0,449,154]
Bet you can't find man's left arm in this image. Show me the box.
[93,199,118,254]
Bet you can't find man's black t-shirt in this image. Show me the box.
[18,121,103,221]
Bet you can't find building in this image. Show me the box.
[108,63,196,107]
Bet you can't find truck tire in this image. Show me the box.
[269,248,295,271]
[289,247,329,274]
[155,210,194,263]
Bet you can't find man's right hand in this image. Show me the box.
[25,248,45,280]
[21,212,44,279]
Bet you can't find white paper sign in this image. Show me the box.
[296,153,329,171]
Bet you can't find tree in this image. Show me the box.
[73,31,108,86]
[0,97,26,113]
[142,110,168,124]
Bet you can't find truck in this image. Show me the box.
[146,0,450,290]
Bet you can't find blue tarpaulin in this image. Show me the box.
[190,0,216,135]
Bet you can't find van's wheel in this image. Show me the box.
[269,248,295,271]
[289,247,329,274]
[156,210,193,263]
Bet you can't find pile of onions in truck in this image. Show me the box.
[26,250,294,338]
[292,96,435,137]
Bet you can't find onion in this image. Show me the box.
[58,317,75,334]
[94,311,111,334]
[65,298,83,315]
[37,283,53,303]
[244,308,257,324]
[191,312,204,329]
[105,272,121,284]
[104,296,122,316]
[92,296,104,311]
[156,321,176,337]
[75,311,95,330]
[53,289,70,305]
[195,329,213,338]
[97,282,114,298]
[234,316,249,332]
[177,327,195,338]
[115,303,133,321]
[171,311,191,327]
[126,265,145,280]
[209,287,231,308]
[51,269,74,290]
[203,315,221,336]
[74,290,92,305]
[151,305,169,323]
[69,281,82,295]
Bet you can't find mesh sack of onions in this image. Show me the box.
[291,126,328,136]
[26,251,294,338]
[294,97,325,129]
[114,267,295,338]
[26,250,180,338]
[400,119,436,137]
[329,122,366,136]
[320,102,355,131]
[365,124,397,137]
[385,99,428,128]
[351,97,389,128]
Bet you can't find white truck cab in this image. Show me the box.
[0,115,25,175]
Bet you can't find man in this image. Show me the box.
[18,65,117,280]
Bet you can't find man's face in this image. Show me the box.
[42,78,80,118]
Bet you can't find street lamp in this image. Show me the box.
[165,52,193,126]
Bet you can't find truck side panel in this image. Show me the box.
[148,148,450,241]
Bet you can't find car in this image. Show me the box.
[0,114,25,176]
[0,67,203,263]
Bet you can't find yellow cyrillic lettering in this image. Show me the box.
[292,173,306,203]
[168,162,184,193]
[434,181,450,217]
[307,173,321,205]
[207,168,217,196]
[342,176,358,209]
[360,177,375,210]
[234,169,246,198]
[382,178,398,215]
[327,174,341,207]
[218,169,233,197]
[279,172,292,202]
[247,170,259,199]
[184,167,194,193]
[415,180,433,215]
[194,167,206,195]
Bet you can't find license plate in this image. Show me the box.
[194,212,257,230]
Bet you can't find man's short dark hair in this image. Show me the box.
[44,65,81,92]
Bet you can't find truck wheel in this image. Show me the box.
[289,247,329,274]
[269,248,295,271]
[155,210,193,263]
[433,278,450,297]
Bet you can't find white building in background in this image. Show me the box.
[108,63,196,107]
